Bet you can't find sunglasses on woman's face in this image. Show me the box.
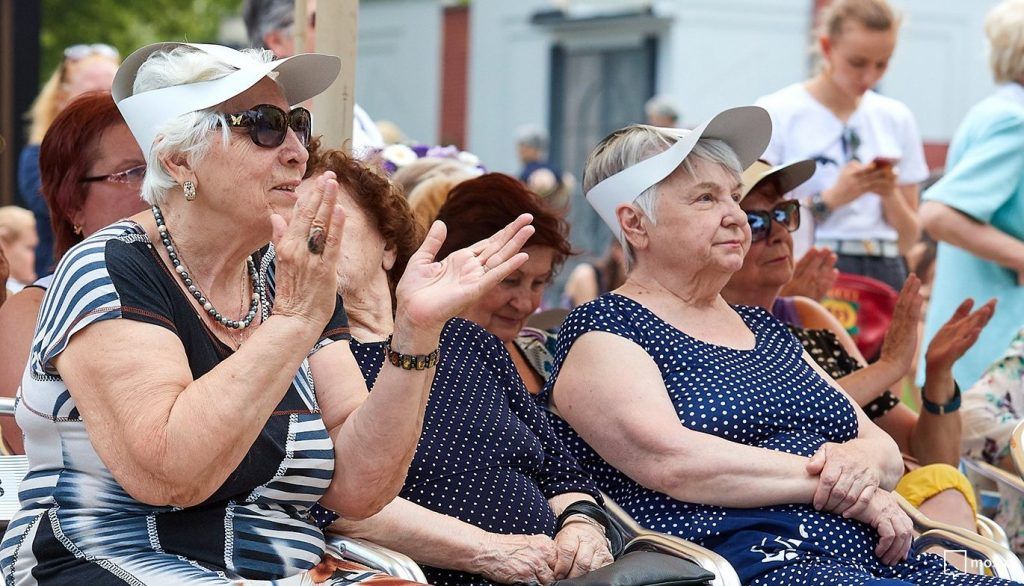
[221,104,312,149]
[746,199,801,243]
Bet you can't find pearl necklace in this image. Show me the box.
[152,206,262,330]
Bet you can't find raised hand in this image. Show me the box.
[394,215,534,334]
[924,297,997,374]
[552,521,614,580]
[270,171,346,330]
[875,275,924,379]
[472,533,557,585]
[779,247,839,300]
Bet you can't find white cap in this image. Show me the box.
[112,42,341,164]
[585,106,772,241]
[740,159,816,200]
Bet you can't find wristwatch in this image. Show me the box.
[921,380,962,415]
[809,192,832,224]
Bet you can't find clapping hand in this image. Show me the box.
[924,297,996,374]
[394,215,534,334]
[875,275,924,380]
[779,247,839,300]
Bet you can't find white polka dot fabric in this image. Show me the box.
[539,293,1015,585]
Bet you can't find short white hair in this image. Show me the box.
[583,125,741,267]
[134,46,278,205]
[986,0,1024,84]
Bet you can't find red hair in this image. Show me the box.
[39,91,126,261]
[434,173,572,266]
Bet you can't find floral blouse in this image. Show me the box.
[961,327,1024,554]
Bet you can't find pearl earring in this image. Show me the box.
[183,180,197,201]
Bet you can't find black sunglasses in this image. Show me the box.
[746,200,801,243]
[221,104,312,148]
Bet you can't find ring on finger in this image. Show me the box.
[308,226,326,255]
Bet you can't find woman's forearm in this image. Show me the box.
[324,320,443,519]
[920,201,1024,273]
[882,186,921,255]
[331,498,490,575]
[909,368,962,466]
[835,361,903,407]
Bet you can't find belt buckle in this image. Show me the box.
[863,240,878,255]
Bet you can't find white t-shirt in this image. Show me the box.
[755,83,929,251]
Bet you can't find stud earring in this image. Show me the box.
[183,180,197,201]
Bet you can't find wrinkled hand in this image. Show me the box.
[806,442,881,515]
[552,521,614,580]
[875,275,924,379]
[474,533,557,585]
[394,215,534,333]
[825,161,897,208]
[839,488,913,565]
[779,247,838,300]
[924,297,996,373]
[270,171,346,330]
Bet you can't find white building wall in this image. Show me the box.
[356,0,443,145]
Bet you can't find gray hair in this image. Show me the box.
[644,95,680,124]
[583,124,742,267]
[134,45,278,205]
[515,124,549,152]
[986,0,1024,84]
[243,0,296,49]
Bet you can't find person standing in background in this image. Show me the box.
[242,0,385,154]
[918,0,1024,389]
[18,44,120,276]
[644,94,681,128]
[756,0,928,291]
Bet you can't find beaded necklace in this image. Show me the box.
[151,205,262,330]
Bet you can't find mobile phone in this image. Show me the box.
[871,156,900,168]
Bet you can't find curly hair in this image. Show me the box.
[306,146,423,299]
[434,173,572,269]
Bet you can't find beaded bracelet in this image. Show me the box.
[384,334,439,370]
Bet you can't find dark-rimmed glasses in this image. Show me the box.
[746,200,801,243]
[221,104,312,148]
[81,164,146,185]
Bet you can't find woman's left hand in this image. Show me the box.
[806,442,881,515]
[924,297,996,373]
[551,521,615,580]
[394,215,534,333]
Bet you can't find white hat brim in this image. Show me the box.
[112,42,341,163]
[585,106,772,241]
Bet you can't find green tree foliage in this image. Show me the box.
[39,0,242,84]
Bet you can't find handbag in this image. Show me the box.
[551,550,715,586]
[821,272,898,362]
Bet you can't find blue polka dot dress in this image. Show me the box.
[540,293,1015,586]
[318,318,600,585]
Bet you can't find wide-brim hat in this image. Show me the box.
[112,42,341,164]
[585,106,772,241]
[740,159,816,200]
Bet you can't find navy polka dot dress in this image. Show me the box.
[540,293,1014,586]
[323,318,600,586]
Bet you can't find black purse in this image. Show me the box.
[552,550,715,586]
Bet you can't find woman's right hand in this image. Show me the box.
[270,171,346,330]
[473,533,557,585]
[806,442,881,515]
[840,488,913,565]
[874,275,923,380]
[824,161,897,209]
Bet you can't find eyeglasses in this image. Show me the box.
[221,104,312,148]
[81,164,147,185]
[746,199,801,243]
[64,43,120,62]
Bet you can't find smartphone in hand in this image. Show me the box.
[871,156,900,168]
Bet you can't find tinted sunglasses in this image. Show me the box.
[746,199,801,243]
[81,164,146,185]
[221,104,312,148]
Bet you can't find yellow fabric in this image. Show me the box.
[895,463,978,515]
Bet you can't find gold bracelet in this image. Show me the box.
[384,334,439,370]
